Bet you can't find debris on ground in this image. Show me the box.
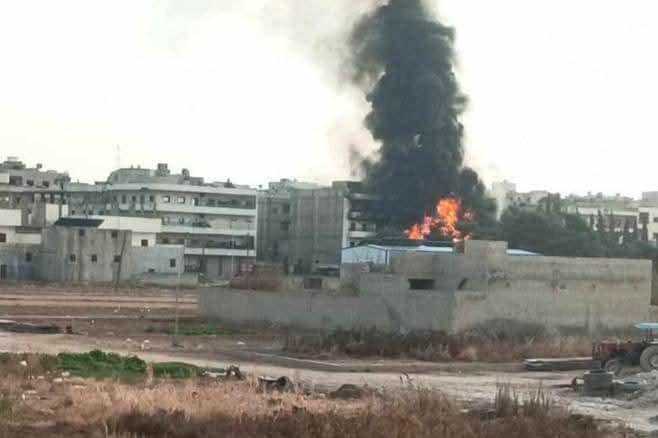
[0,319,61,334]
[258,375,294,392]
[524,357,594,371]
[329,384,366,400]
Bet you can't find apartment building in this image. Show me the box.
[0,157,70,226]
[258,180,378,273]
[63,163,258,280]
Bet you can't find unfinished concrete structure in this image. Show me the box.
[40,222,184,284]
[200,240,657,334]
[258,180,378,274]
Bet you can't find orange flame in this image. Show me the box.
[405,196,472,241]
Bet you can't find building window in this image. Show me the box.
[162,238,170,244]
[26,180,34,186]
[177,239,184,244]
[131,195,137,203]
[149,195,155,202]
[176,196,186,204]
[69,254,76,263]
[25,252,32,263]
[0,264,7,280]
[282,203,291,214]
[113,255,122,263]
[207,199,216,207]
[111,230,118,239]
[71,210,76,215]
[193,198,199,206]
[178,217,185,225]
[409,279,435,290]
[43,181,50,188]
[141,239,148,247]
[121,195,127,204]
[91,254,98,263]
[169,258,176,268]
[0,233,6,243]
[162,195,171,203]
[280,221,290,232]
[78,229,85,237]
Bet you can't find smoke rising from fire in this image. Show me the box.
[348,0,495,235]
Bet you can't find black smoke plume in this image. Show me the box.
[350,0,495,234]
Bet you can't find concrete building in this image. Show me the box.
[258,180,378,273]
[40,220,184,284]
[62,163,258,280]
[256,179,323,270]
[0,157,70,226]
[0,208,41,281]
[200,240,657,334]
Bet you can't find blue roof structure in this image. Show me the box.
[636,323,658,330]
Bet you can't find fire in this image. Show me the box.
[405,196,472,241]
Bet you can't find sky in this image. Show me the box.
[0,1,656,196]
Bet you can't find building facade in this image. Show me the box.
[258,180,378,273]
[62,163,258,280]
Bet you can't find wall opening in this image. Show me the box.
[113,255,122,263]
[69,254,76,263]
[0,265,7,280]
[408,279,435,290]
[91,255,98,263]
[141,239,148,247]
[111,230,118,239]
[25,252,32,263]
[169,259,176,268]
[0,233,6,243]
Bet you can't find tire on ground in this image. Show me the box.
[639,345,658,372]
[603,358,623,376]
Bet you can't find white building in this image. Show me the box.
[63,164,258,280]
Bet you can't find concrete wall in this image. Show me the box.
[199,241,656,334]
[0,245,40,281]
[40,226,134,283]
[131,245,184,276]
[289,188,347,270]
[199,288,455,333]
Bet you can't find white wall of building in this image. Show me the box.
[0,209,21,226]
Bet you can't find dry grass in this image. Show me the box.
[0,352,639,438]
[0,373,638,438]
[284,322,594,363]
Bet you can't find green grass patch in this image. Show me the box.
[56,350,225,382]
[58,350,146,382]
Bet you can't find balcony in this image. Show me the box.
[162,225,255,236]
[155,202,255,216]
[184,247,254,257]
[348,230,376,239]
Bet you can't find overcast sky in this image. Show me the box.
[0,1,656,196]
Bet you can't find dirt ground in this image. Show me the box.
[0,284,656,434]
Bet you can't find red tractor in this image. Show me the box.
[593,323,658,375]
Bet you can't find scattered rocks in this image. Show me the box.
[61,371,70,378]
[19,360,27,367]
[52,378,63,384]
